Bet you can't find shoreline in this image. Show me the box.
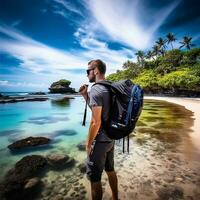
[144,96,200,153]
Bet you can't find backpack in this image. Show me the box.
[82,79,143,153]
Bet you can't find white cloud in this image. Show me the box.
[0,80,47,88]
[0,80,9,86]
[84,0,181,50]
[0,25,88,74]
[52,0,83,16]
[50,0,84,20]
[0,25,135,90]
[11,20,22,27]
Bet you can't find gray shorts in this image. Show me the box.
[86,140,115,182]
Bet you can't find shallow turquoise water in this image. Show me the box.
[0,96,90,180]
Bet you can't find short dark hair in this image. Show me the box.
[88,59,106,75]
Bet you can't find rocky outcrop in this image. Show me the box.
[8,137,51,151]
[49,79,77,94]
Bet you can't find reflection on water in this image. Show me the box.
[51,97,72,107]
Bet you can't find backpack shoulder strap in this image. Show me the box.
[92,80,112,89]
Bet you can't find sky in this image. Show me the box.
[0,0,200,92]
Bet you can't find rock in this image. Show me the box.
[163,176,175,183]
[46,154,76,169]
[10,155,47,179]
[49,79,77,94]
[78,163,86,173]
[52,194,63,200]
[28,92,46,95]
[24,177,41,190]
[0,93,10,99]
[77,141,86,151]
[0,97,48,104]
[8,136,51,151]
[175,177,183,182]
[0,155,47,200]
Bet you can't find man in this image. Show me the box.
[79,59,118,200]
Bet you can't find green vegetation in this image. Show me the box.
[106,34,200,95]
[50,79,71,87]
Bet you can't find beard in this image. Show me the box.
[89,76,96,83]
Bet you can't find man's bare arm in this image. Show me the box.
[86,106,102,149]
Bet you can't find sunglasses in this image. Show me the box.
[86,67,96,75]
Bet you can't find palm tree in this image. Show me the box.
[156,37,167,56]
[135,50,145,67]
[146,50,155,60]
[152,45,160,57]
[179,36,195,50]
[166,33,176,49]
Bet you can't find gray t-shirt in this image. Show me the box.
[89,83,113,142]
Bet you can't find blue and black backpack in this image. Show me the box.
[82,79,143,153]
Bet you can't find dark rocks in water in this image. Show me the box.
[28,92,46,95]
[8,137,51,151]
[46,154,76,170]
[10,155,47,179]
[0,97,48,104]
[77,141,86,151]
[0,93,9,99]
[156,185,184,200]
[78,163,86,173]
[0,153,77,199]
[49,79,77,94]
[0,155,47,200]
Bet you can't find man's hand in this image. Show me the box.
[79,84,88,96]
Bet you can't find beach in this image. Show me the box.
[81,97,200,200]
[0,96,200,200]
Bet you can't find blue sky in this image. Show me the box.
[0,0,200,92]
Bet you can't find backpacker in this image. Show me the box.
[82,79,143,153]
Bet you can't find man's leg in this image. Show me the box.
[86,141,106,200]
[91,181,103,200]
[106,171,118,200]
[105,141,118,200]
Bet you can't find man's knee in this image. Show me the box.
[87,171,102,182]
